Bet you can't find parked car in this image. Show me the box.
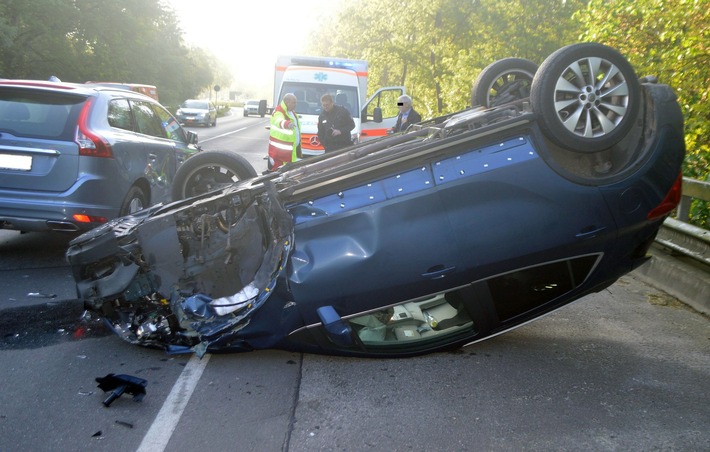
[66,43,685,358]
[0,80,199,233]
[176,99,217,127]
[243,99,264,117]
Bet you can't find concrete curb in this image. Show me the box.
[633,243,710,316]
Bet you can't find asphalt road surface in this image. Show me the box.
[0,109,708,451]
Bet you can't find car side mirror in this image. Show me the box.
[373,107,383,123]
[186,130,198,145]
[317,306,354,347]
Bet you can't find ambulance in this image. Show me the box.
[273,55,405,156]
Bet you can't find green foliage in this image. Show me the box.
[0,0,222,106]
[307,0,586,117]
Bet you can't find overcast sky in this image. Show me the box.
[166,0,343,97]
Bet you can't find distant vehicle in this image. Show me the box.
[66,43,685,358]
[84,82,159,101]
[0,79,199,233]
[243,99,264,117]
[176,99,217,127]
[272,55,404,159]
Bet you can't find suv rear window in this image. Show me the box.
[0,88,86,141]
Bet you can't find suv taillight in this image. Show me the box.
[647,172,683,221]
[76,98,113,158]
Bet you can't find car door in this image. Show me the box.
[128,100,182,204]
[287,163,466,324]
[360,87,405,140]
[150,102,193,172]
[436,135,615,276]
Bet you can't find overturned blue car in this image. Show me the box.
[66,43,685,357]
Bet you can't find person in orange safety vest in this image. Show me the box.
[268,93,302,170]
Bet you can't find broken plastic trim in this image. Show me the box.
[86,181,294,356]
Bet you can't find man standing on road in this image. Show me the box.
[268,93,302,170]
[317,93,355,152]
[391,94,422,133]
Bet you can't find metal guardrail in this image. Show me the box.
[657,177,710,267]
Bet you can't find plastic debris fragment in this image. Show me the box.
[95,373,147,407]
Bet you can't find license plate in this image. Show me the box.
[0,154,32,171]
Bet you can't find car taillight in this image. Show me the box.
[647,171,683,221]
[76,98,113,158]
[73,213,108,224]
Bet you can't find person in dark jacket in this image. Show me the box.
[317,93,355,152]
[391,94,422,133]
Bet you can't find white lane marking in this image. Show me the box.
[200,127,248,143]
[137,353,211,452]
[199,119,269,143]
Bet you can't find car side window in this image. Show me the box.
[151,104,188,143]
[131,100,166,139]
[107,98,133,131]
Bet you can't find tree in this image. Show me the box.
[0,0,219,106]
[0,0,78,79]
[306,0,586,117]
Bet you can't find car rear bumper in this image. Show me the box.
[0,178,124,232]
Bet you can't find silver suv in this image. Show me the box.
[0,80,199,232]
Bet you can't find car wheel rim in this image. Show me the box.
[128,197,144,213]
[184,165,239,197]
[486,70,534,106]
[553,57,630,139]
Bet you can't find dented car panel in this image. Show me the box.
[66,44,685,357]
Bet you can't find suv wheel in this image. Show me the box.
[172,150,258,200]
[471,58,537,108]
[531,42,641,153]
[120,186,148,216]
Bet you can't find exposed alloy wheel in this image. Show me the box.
[471,58,538,108]
[120,186,148,216]
[530,42,641,153]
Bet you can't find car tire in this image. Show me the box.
[243,110,248,117]
[119,186,148,216]
[471,58,538,108]
[530,42,641,153]
[171,150,258,200]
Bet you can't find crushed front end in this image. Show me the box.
[66,180,293,356]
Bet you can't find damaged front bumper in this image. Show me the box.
[66,180,293,356]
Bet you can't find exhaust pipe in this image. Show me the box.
[46,221,80,232]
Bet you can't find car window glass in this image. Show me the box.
[151,104,187,143]
[107,98,133,131]
[182,100,208,109]
[131,101,166,138]
[365,90,400,120]
[0,89,83,140]
[347,293,474,349]
[281,82,358,116]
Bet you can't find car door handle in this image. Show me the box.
[422,265,456,279]
[148,153,157,162]
[575,226,607,240]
